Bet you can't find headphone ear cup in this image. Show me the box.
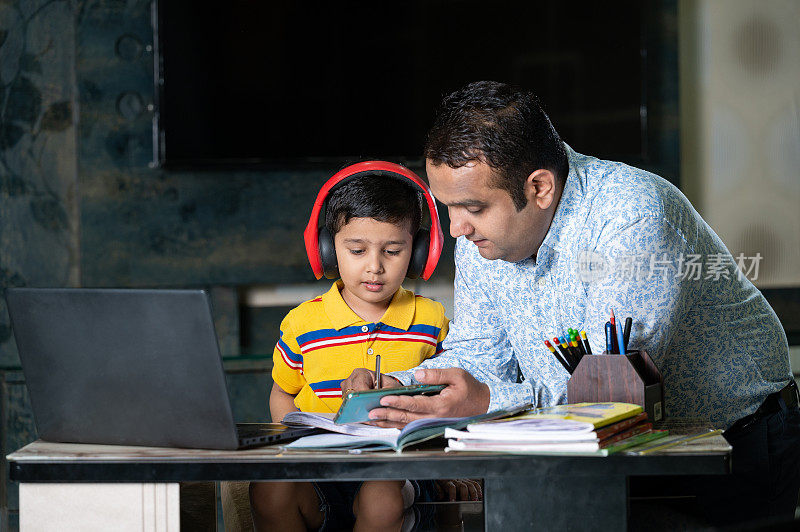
[406,228,430,280]
[318,227,339,279]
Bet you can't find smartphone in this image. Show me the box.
[333,384,446,424]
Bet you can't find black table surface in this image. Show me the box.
[8,435,731,483]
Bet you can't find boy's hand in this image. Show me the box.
[340,368,401,393]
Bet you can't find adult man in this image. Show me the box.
[342,81,799,523]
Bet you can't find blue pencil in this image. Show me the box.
[616,318,626,355]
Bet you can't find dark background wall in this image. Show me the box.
[1,0,343,366]
[1,0,80,366]
[0,0,680,367]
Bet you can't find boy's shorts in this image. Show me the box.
[311,479,436,531]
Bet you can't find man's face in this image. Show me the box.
[426,159,557,263]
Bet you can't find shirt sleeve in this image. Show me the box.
[580,215,695,374]
[271,313,306,395]
[390,238,534,412]
[435,309,449,355]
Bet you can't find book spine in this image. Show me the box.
[600,422,652,447]
[594,412,648,440]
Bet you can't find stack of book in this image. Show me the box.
[445,402,668,456]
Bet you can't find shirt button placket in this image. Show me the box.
[363,325,375,361]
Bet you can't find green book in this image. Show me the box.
[502,402,644,429]
[603,430,669,454]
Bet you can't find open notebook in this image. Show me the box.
[282,402,532,452]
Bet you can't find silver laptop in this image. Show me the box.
[5,288,316,450]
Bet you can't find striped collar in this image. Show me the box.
[322,280,416,332]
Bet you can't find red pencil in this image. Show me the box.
[547,338,574,373]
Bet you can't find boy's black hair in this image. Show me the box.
[424,80,568,211]
[325,174,424,236]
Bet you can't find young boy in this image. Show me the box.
[249,164,449,531]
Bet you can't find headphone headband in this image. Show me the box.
[304,161,443,280]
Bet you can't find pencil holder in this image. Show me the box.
[566,350,664,422]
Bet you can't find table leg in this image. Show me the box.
[484,474,628,531]
[19,483,180,531]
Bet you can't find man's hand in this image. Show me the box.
[367,368,490,428]
[339,368,401,394]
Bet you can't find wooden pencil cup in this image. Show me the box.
[567,350,664,422]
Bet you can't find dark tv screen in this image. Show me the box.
[159,1,644,166]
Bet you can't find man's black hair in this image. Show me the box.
[424,80,569,211]
[325,174,423,236]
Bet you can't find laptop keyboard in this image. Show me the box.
[236,423,284,438]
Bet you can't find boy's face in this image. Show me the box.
[334,217,413,320]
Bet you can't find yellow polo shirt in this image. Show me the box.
[272,280,449,413]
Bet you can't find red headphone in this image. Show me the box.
[304,161,443,281]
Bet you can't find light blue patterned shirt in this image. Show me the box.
[392,145,790,428]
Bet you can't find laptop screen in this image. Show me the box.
[6,288,242,449]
